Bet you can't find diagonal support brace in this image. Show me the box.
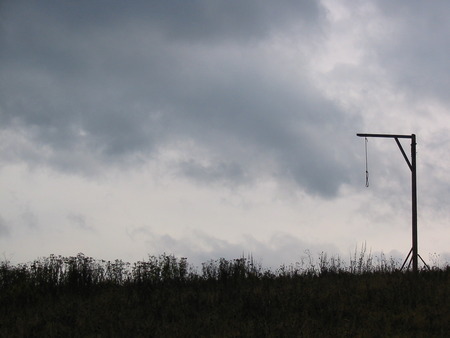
[395,137,412,171]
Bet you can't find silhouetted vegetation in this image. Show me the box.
[1,251,449,336]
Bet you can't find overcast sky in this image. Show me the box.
[1,0,449,268]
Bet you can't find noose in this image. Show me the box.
[365,137,369,187]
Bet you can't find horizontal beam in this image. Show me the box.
[356,133,413,139]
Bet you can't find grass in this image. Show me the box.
[1,251,449,337]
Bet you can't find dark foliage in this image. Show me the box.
[1,253,449,337]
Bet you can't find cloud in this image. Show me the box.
[0,0,361,197]
[360,0,450,104]
[67,213,93,231]
[128,226,339,269]
[1,1,450,266]
[24,0,323,43]
[0,215,11,237]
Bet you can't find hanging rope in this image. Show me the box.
[365,137,369,187]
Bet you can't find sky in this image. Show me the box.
[1,0,449,268]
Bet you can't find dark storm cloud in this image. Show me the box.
[0,0,360,197]
[3,0,322,42]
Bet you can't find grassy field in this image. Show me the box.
[1,252,449,337]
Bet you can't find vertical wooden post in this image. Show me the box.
[411,134,418,273]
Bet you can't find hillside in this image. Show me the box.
[1,253,449,337]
